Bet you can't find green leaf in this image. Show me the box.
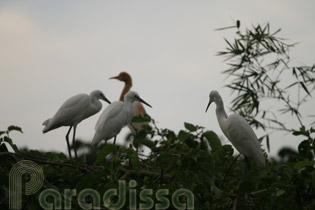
[266,135,270,152]
[10,144,19,153]
[292,130,301,136]
[199,151,215,174]
[184,122,197,132]
[132,114,151,123]
[294,160,314,169]
[178,130,190,141]
[0,131,5,136]
[76,171,106,191]
[0,174,8,185]
[298,140,311,157]
[126,148,140,174]
[202,131,222,152]
[3,136,19,152]
[3,136,13,144]
[221,145,234,156]
[7,125,23,133]
[211,183,223,199]
[236,20,241,29]
[276,189,285,197]
[198,151,222,198]
[299,81,311,95]
[94,144,117,165]
[292,126,308,136]
[0,143,8,152]
[134,137,155,149]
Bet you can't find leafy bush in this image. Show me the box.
[1,121,314,209]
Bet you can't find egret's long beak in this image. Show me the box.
[102,95,111,104]
[135,95,152,108]
[109,75,119,80]
[205,99,213,113]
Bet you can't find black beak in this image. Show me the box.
[102,95,111,104]
[135,95,152,108]
[205,99,212,113]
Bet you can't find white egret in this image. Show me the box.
[205,90,265,181]
[42,90,111,159]
[91,91,152,147]
[110,72,149,134]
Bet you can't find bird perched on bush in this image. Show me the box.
[92,91,151,146]
[43,90,111,159]
[110,72,149,134]
[206,90,265,181]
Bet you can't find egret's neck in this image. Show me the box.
[120,80,132,101]
[214,98,230,140]
[215,99,228,121]
[124,96,134,106]
[124,98,135,117]
[90,96,102,111]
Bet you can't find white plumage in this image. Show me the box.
[42,90,111,159]
[92,91,151,146]
[206,90,265,168]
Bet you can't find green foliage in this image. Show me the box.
[125,147,140,174]
[94,144,117,165]
[0,125,22,153]
[202,131,222,152]
[1,122,314,209]
[132,114,152,123]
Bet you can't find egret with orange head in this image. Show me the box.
[92,91,152,146]
[110,72,149,133]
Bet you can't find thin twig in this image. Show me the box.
[0,152,170,179]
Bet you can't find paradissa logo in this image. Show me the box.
[9,160,194,209]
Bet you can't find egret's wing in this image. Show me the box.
[92,101,126,146]
[50,94,90,125]
[226,114,265,168]
[95,101,125,131]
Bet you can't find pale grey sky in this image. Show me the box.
[1,0,314,157]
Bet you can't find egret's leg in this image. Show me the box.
[72,125,78,160]
[65,126,73,159]
[241,157,250,183]
[113,136,117,145]
[233,157,250,210]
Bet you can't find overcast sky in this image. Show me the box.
[1,0,314,157]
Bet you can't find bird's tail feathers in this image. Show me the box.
[255,154,266,168]
[91,133,102,147]
[42,119,50,126]
[42,119,51,133]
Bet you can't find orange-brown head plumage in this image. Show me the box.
[110,72,133,101]
[110,72,132,85]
